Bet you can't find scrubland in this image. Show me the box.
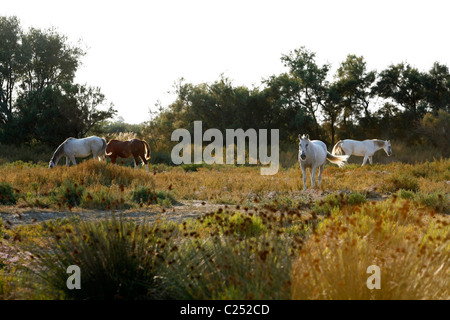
[0,158,448,300]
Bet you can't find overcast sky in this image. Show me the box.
[3,0,449,124]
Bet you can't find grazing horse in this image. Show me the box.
[106,139,151,171]
[332,139,392,166]
[298,134,350,190]
[49,136,108,168]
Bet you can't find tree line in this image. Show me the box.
[146,47,449,160]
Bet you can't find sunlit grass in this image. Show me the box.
[0,158,449,300]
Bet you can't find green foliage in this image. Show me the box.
[130,187,175,207]
[419,110,450,157]
[0,182,16,205]
[396,189,416,200]
[0,16,116,146]
[313,192,367,216]
[81,186,130,210]
[416,193,448,213]
[198,209,266,238]
[180,163,204,172]
[55,180,85,207]
[386,172,420,192]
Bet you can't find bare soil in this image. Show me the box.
[0,200,226,228]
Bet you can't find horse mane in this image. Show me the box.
[51,138,74,162]
[373,140,386,148]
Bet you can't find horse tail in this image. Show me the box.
[326,152,350,168]
[101,138,112,156]
[332,140,344,155]
[142,140,151,160]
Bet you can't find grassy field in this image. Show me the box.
[0,158,449,299]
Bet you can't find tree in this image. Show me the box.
[422,62,450,113]
[335,54,376,122]
[0,16,116,145]
[0,16,26,125]
[280,47,331,138]
[374,63,426,120]
[11,84,116,146]
[20,27,83,93]
[320,83,342,146]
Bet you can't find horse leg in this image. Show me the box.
[66,157,70,166]
[110,156,117,165]
[362,155,369,166]
[133,156,140,169]
[140,156,149,172]
[69,155,77,166]
[301,166,307,191]
[311,166,317,189]
[318,164,325,187]
[369,156,373,165]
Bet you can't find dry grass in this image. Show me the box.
[0,158,448,210]
[291,198,450,299]
[0,158,449,300]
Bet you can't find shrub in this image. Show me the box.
[386,172,420,192]
[162,229,295,299]
[397,189,416,200]
[313,192,367,216]
[416,192,448,214]
[29,217,176,300]
[130,187,175,207]
[80,186,130,210]
[0,182,17,205]
[55,180,85,207]
[198,209,266,238]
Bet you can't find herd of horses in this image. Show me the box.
[48,134,392,190]
[48,136,151,171]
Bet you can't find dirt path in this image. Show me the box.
[0,190,389,229]
[0,200,225,228]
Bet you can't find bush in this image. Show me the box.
[55,180,85,207]
[397,189,416,200]
[313,192,367,216]
[419,110,450,157]
[162,227,295,299]
[386,172,420,192]
[0,182,17,205]
[130,187,175,207]
[199,209,266,238]
[30,217,176,300]
[81,186,130,210]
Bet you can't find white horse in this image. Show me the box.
[298,134,350,190]
[332,139,392,166]
[49,136,108,168]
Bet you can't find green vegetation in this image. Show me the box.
[0,182,16,205]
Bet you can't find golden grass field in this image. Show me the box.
[0,158,449,300]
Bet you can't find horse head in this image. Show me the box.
[298,134,310,161]
[384,140,392,156]
[49,160,56,168]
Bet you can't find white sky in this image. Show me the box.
[3,0,449,124]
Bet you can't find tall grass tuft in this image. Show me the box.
[29,216,176,300]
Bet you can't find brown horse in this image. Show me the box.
[106,139,151,171]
